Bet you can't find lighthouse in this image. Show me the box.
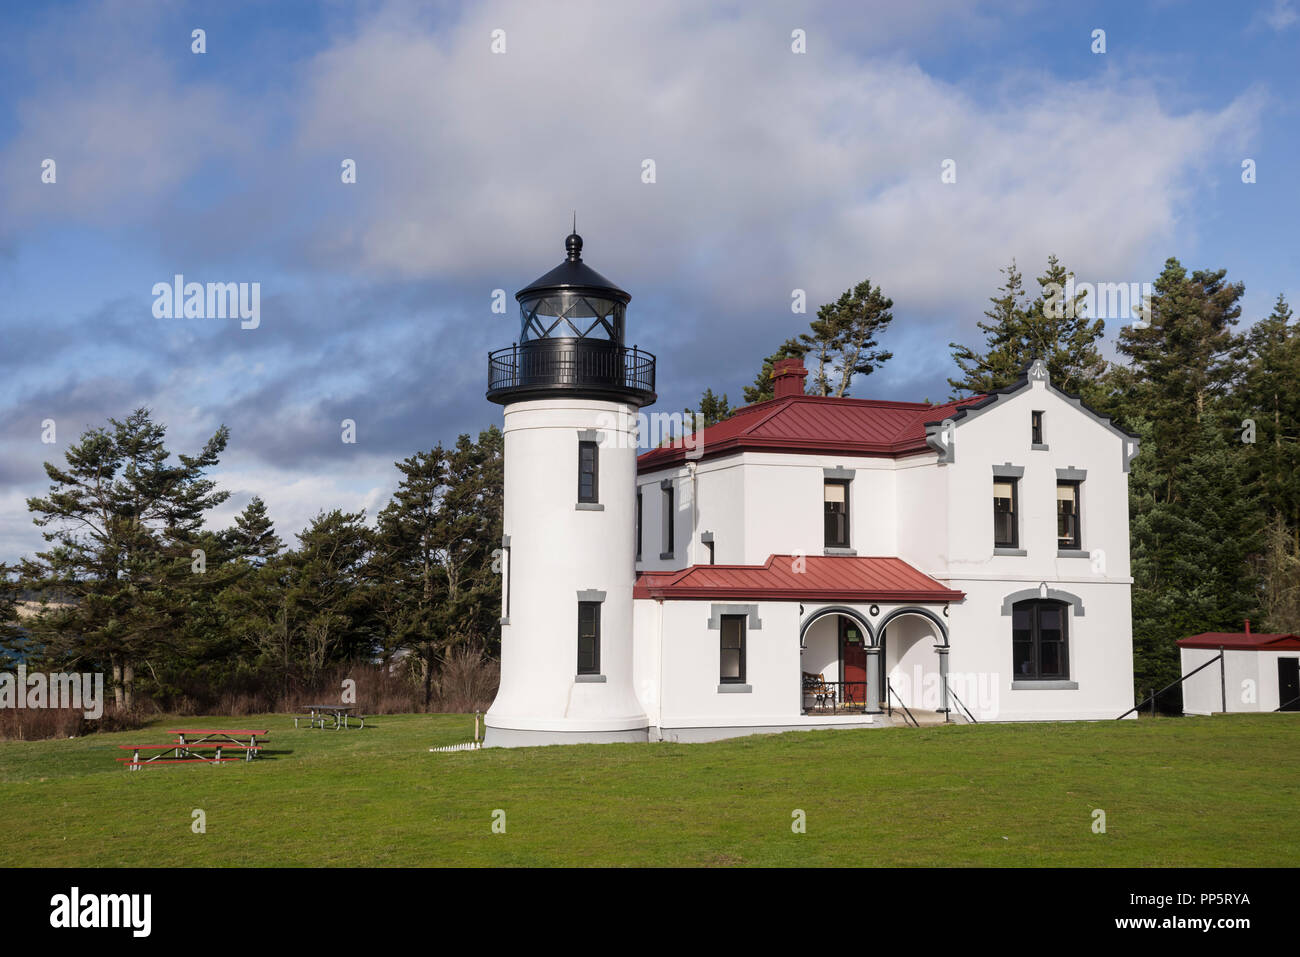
[482,231,656,747]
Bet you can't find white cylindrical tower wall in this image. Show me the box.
[484,397,648,746]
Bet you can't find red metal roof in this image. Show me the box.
[634,554,964,603]
[1178,632,1300,651]
[638,393,985,471]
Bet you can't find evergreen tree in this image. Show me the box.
[229,495,283,564]
[684,388,732,427]
[800,279,894,397]
[22,409,230,708]
[1239,294,1300,532]
[948,256,1103,398]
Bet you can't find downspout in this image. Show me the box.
[688,461,698,566]
[656,598,665,741]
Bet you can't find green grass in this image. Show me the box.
[1,713,1296,866]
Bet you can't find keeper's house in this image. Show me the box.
[1178,629,1300,715]
[482,233,1141,747]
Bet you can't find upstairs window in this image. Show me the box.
[824,480,850,549]
[720,614,746,683]
[1057,481,1081,549]
[635,489,643,560]
[577,602,601,675]
[578,440,599,503]
[993,479,1019,549]
[1012,599,1069,680]
[662,484,675,556]
[1031,410,1044,445]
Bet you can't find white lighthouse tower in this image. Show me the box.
[482,231,656,747]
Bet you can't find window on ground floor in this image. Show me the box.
[720,614,746,684]
[1011,599,1069,680]
[577,601,601,675]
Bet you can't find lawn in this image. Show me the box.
[1,713,1296,866]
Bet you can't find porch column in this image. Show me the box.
[935,644,951,720]
[864,645,882,714]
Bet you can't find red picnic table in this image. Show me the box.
[117,728,269,770]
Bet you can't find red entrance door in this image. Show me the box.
[841,619,867,709]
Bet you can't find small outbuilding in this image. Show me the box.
[1178,627,1300,715]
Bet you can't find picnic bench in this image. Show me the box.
[117,729,269,770]
[295,705,365,730]
[802,671,837,711]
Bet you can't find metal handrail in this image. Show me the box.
[487,342,656,395]
[947,683,977,723]
[1116,652,1223,720]
[886,678,919,728]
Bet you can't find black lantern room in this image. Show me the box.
[486,232,656,406]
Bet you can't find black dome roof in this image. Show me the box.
[515,232,631,304]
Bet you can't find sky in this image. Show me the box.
[0,0,1297,563]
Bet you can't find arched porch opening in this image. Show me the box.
[799,607,876,715]
[877,607,953,719]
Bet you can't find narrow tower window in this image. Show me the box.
[577,601,601,675]
[720,615,746,683]
[636,489,643,560]
[578,440,599,503]
[1057,481,1081,549]
[662,483,675,556]
[1031,410,1044,445]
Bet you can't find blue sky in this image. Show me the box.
[1,0,1296,561]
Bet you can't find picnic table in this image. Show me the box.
[117,728,269,770]
[296,705,365,730]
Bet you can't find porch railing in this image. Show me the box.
[801,680,870,715]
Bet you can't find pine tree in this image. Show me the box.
[230,495,283,564]
[948,256,1103,398]
[684,388,732,427]
[22,409,230,709]
[1239,294,1300,532]
[1112,258,1246,503]
[800,279,894,397]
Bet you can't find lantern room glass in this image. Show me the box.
[519,291,626,343]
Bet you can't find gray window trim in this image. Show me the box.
[576,429,602,443]
[1012,680,1079,691]
[1000,587,1085,616]
[576,589,606,603]
[824,547,858,556]
[499,616,510,626]
[992,463,1025,479]
[717,684,752,694]
[700,531,714,543]
[501,534,511,547]
[994,547,1027,557]
[708,604,762,630]
[823,467,856,480]
[1057,549,1088,559]
[1056,467,1087,481]
[659,478,674,490]
[1031,443,1050,451]
[574,674,607,683]
[575,502,605,511]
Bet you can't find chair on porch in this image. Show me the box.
[802,671,836,712]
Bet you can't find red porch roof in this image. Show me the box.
[634,554,964,603]
[638,393,986,471]
[1177,632,1300,651]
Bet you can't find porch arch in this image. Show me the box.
[799,605,876,648]
[877,606,949,645]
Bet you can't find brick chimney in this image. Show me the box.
[772,357,808,399]
[1244,618,1251,635]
